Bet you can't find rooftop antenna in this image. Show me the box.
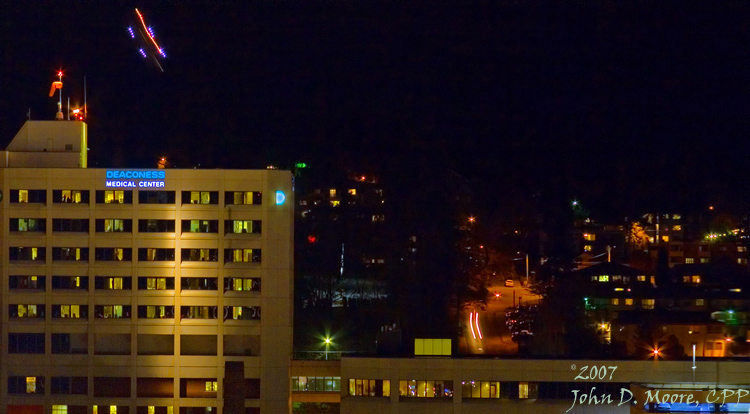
[48,70,63,120]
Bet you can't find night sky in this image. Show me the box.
[1,3,748,219]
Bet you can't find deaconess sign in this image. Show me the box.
[105,170,166,188]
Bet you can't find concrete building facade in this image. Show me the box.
[0,122,293,414]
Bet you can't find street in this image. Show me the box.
[461,282,541,355]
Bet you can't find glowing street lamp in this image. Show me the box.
[324,337,332,361]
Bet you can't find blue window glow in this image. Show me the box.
[275,191,286,205]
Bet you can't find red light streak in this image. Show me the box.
[135,8,163,54]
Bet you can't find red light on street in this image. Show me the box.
[307,235,317,244]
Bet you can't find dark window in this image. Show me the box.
[95,248,132,261]
[225,191,262,205]
[95,219,132,232]
[95,276,132,290]
[53,190,90,204]
[137,277,175,290]
[52,247,89,261]
[246,379,261,399]
[139,219,176,232]
[51,333,87,354]
[8,376,44,394]
[139,191,175,204]
[182,191,219,205]
[138,305,175,319]
[52,276,88,290]
[9,218,46,232]
[181,249,219,262]
[224,220,261,234]
[52,219,90,232]
[9,275,45,290]
[10,189,46,203]
[138,248,175,261]
[180,306,219,319]
[182,220,219,233]
[9,247,45,261]
[95,190,133,204]
[181,278,218,290]
[51,376,88,394]
[8,333,45,353]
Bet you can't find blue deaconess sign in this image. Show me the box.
[105,170,166,188]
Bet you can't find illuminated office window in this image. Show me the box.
[348,189,356,195]
[227,191,262,205]
[226,220,261,234]
[26,376,36,393]
[625,299,634,306]
[206,381,218,392]
[105,219,125,232]
[105,191,125,203]
[519,382,529,399]
[52,405,68,414]
[19,190,28,203]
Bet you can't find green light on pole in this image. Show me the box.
[295,162,307,169]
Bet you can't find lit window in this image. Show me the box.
[692,275,701,284]
[642,299,655,310]
[519,382,529,399]
[93,406,98,414]
[688,325,701,334]
[584,245,592,252]
[61,190,82,203]
[110,407,117,414]
[662,236,669,242]
[19,190,29,203]
[329,189,336,197]
[583,233,596,241]
[148,407,155,414]
[591,276,597,282]
[673,214,681,220]
[190,191,212,204]
[60,305,81,318]
[625,299,634,306]
[348,189,356,195]
[167,407,173,414]
[26,376,36,393]
[738,246,748,252]
[700,257,710,263]
[206,381,218,392]
[611,299,619,305]
[673,225,682,231]
[695,299,705,306]
[330,200,340,207]
[52,406,68,414]
[637,275,646,282]
[598,275,609,282]
[686,257,694,264]
[372,214,385,222]
[105,191,124,203]
[739,258,748,265]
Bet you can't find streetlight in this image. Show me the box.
[324,337,332,360]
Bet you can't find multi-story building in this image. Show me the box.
[0,121,293,414]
